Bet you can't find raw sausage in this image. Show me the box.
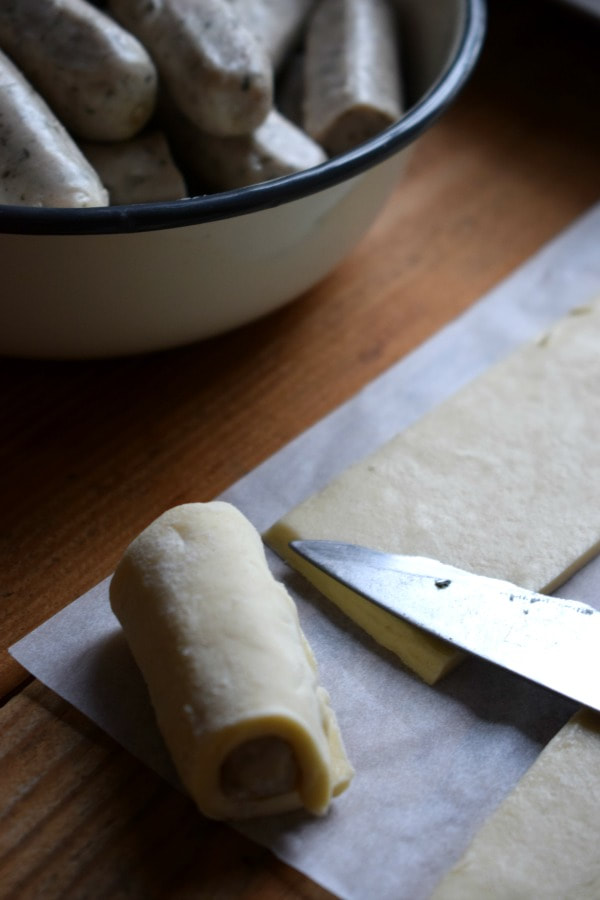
[303,0,403,156]
[109,0,273,137]
[0,0,157,141]
[0,49,108,207]
[228,0,315,69]
[166,105,327,190]
[81,131,187,204]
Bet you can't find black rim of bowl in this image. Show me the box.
[0,0,486,237]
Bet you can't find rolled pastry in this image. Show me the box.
[265,303,600,683]
[110,501,353,820]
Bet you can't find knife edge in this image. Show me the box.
[289,539,600,712]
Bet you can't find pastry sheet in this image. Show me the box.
[10,201,600,900]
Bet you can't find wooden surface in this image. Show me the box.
[2,1,599,897]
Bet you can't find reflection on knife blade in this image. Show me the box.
[290,539,600,712]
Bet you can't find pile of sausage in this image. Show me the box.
[0,0,403,208]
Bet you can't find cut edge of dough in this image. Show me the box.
[264,521,463,685]
[430,709,600,899]
[187,709,338,819]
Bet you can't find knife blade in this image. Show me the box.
[289,540,600,711]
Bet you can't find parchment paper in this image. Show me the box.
[11,201,600,900]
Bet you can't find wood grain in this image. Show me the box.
[2,0,600,896]
[0,681,335,900]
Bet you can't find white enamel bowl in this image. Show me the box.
[0,0,485,359]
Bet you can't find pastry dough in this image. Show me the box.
[265,303,600,682]
[110,501,353,820]
[430,709,600,899]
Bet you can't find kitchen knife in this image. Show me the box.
[289,540,600,711]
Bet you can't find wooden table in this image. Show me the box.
[2,1,599,896]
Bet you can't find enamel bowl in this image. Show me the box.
[0,0,485,359]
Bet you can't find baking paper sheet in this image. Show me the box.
[11,201,600,900]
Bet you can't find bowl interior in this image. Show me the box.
[0,0,486,236]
